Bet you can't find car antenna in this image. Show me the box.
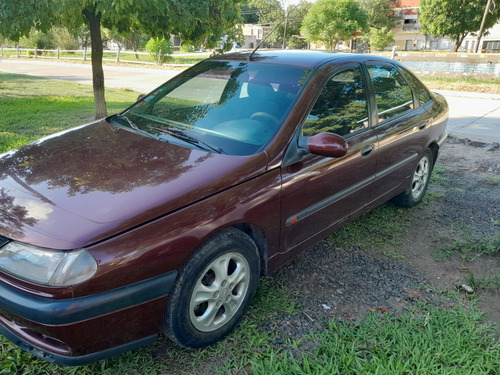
[248,1,304,61]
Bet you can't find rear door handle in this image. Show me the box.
[360,144,374,156]
[418,118,433,130]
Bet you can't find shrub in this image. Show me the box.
[146,37,174,64]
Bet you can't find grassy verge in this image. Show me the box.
[0,52,208,66]
[0,72,137,152]
[418,75,500,94]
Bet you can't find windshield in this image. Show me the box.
[112,60,311,155]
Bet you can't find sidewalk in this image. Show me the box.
[1,59,500,143]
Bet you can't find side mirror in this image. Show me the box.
[299,132,347,158]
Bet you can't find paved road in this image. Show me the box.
[0,59,178,93]
[1,59,499,143]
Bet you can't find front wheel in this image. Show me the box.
[392,149,433,208]
[164,228,260,348]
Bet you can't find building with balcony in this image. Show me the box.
[392,0,453,51]
[391,0,499,52]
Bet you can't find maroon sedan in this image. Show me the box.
[0,51,447,365]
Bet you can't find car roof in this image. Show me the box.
[212,50,400,70]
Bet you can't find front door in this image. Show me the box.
[280,64,378,253]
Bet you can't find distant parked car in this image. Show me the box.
[0,51,448,365]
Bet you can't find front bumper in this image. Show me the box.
[0,270,177,365]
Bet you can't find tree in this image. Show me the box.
[17,26,80,51]
[241,0,260,24]
[137,0,243,53]
[368,27,395,50]
[361,0,395,50]
[19,28,55,50]
[248,0,284,25]
[302,0,368,50]
[0,0,243,119]
[420,0,500,52]
[244,0,284,47]
[241,0,310,49]
[363,0,395,30]
[104,21,149,58]
[280,2,312,49]
[51,27,80,50]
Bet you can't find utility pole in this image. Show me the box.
[475,0,493,53]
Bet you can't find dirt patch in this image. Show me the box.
[401,137,500,334]
[268,137,499,341]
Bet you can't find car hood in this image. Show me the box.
[0,120,268,249]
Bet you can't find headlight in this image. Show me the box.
[0,241,97,286]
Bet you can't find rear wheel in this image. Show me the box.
[165,228,260,348]
[392,149,433,208]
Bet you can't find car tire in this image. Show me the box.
[164,228,260,348]
[392,149,433,208]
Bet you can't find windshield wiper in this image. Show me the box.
[114,114,139,130]
[112,114,159,140]
[147,125,223,154]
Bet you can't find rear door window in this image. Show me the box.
[367,64,414,124]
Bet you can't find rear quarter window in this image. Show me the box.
[399,68,433,105]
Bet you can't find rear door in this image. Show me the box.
[365,63,432,203]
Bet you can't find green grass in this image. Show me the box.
[485,177,500,186]
[466,273,500,291]
[434,221,500,261]
[429,164,447,186]
[329,202,413,251]
[248,277,301,321]
[0,73,137,152]
[419,75,500,94]
[251,302,500,375]
[444,234,500,261]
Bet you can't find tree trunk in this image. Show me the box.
[82,7,107,119]
[454,33,466,53]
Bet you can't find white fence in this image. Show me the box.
[0,46,199,66]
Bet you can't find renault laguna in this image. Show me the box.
[0,51,448,365]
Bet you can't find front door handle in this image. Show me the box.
[360,144,374,156]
